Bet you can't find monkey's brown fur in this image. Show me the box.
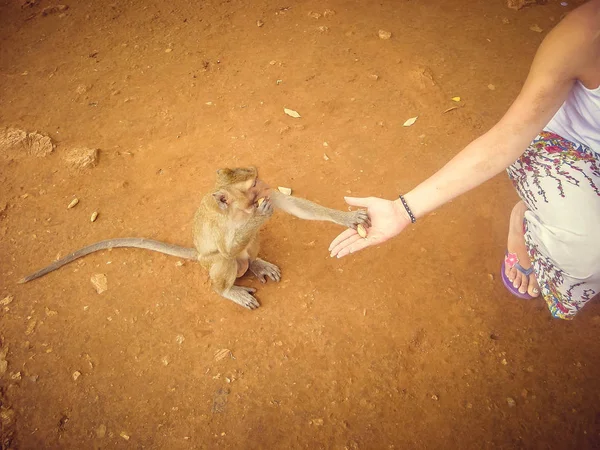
[20,167,369,309]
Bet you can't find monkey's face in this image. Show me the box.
[213,167,270,214]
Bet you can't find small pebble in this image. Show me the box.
[165,48,173,53]
[256,19,264,27]
[67,198,79,209]
[90,211,98,222]
[506,397,516,408]
[72,370,81,381]
[378,29,392,40]
[488,84,496,91]
[120,431,130,441]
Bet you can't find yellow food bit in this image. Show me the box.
[357,224,367,238]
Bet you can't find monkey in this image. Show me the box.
[19,167,369,310]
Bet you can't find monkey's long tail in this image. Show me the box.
[18,238,199,284]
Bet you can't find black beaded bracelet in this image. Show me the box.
[399,195,416,223]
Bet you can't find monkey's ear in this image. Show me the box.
[212,191,230,210]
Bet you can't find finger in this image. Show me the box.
[344,196,371,208]
[329,231,359,256]
[330,234,363,257]
[336,236,373,258]
[329,228,357,251]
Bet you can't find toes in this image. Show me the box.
[528,276,541,297]
[518,274,529,294]
[241,286,256,294]
[512,270,522,289]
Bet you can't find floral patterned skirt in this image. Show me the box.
[507,131,600,319]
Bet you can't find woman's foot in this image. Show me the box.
[504,201,541,298]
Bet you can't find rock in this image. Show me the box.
[41,4,69,16]
[96,424,107,438]
[318,26,329,32]
[90,274,108,294]
[431,394,439,401]
[506,397,516,407]
[0,128,54,159]
[323,9,336,17]
[64,147,99,170]
[369,74,379,81]
[378,30,392,40]
[90,211,98,222]
[67,198,79,209]
[75,84,88,95]
[0,345,8,375]
[25,319,37,336]
[0,407,15,426]
[72,370,81,381]
[120,431,130,441]
[165,48,173,53]
[256,19,264,27]
[0,295,13,306]
[488,84,496,91]
[507,0,547,10]
[308,11,322,19]
[310,418,324,426]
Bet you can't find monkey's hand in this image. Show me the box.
[340,209,370,230]
[256,197,274,218]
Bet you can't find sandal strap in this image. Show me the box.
[504,251,534,276]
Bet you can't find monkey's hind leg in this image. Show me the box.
[249,258,281,284]
[209,258,260,310]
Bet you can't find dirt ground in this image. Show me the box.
[1,0,599,448]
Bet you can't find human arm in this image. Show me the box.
[329,11,594,258]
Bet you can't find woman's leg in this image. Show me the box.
[507,131,600,319]
[505,200,541,297]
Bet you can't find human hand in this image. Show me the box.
[328,196,411,258]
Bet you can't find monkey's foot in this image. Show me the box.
[223,285,260,310]
[249,258,281,283]
[344,209,371,230]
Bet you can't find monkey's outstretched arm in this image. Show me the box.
[19,238,198,283]
[269,190,370,229]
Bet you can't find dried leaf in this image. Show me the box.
[284,108,301,118]
[214,349,232,361]
[403,116,418,127]
[277,186,292,195]
[0,295,14,306]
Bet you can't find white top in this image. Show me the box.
[544,80,600,153]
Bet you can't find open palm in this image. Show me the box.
[329,196,411,258]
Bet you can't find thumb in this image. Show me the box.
[344,196,371,207]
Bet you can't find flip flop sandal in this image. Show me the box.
[501,251,534,300]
